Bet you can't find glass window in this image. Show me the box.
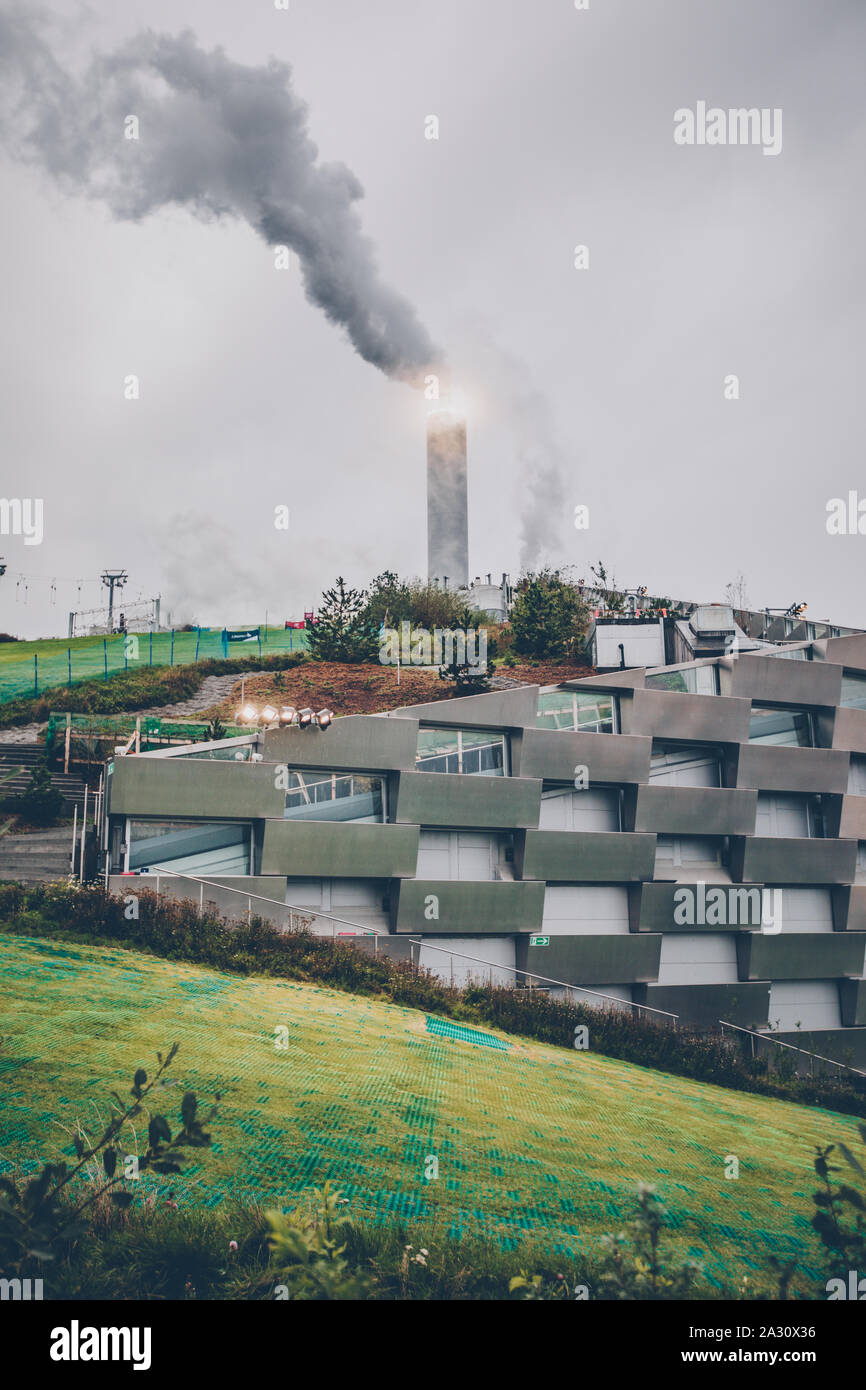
[841,673,866,710]
[181,743,257,761]
[415,727,506,776]
[536,690,616,733]
[128,819,251,875]
[748,706,813,747]
[645,665,718,695]
[283,770,385,823]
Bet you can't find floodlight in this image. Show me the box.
[315,709,333,729]
[241,703,258,723]
[279,705,298,725]
[261,704,278,724]
[298,707,314,728]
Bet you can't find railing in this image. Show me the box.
[132,866,680,1028]
[718,1019,866,1079]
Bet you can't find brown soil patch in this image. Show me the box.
[201,660,595,721]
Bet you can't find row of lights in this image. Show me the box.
[235,703,333,730]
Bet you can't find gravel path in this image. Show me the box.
[133,671,269,719]
[0,722,46,744]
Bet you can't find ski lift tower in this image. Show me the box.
[100,569,128,632]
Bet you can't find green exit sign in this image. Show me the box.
[529,935,549,947]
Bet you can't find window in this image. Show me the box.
[283,770,385,823]
[650,744,722,787]
[415,727,507,776]
[536,689,617,733]
[841,672,866,710]
[127,819,251,875]
[755,792,825,838]
[645,665,718,695]
[181,743,257,761]
[748,705,814,747]
[849,756,866,797]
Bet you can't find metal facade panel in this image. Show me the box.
[261,820,419,878]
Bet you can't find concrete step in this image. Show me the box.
[0,869,72,883]
[0,850,72,861]
[2,827,76,843]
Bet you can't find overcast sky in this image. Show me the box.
[0,0,864,638]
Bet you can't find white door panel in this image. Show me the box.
[779,888,833,934]
[650,748,721,787]
[418,937,515,988]
[768,981,841,1031]
[539,787,620,831]
[755,793,810,838]
[542,885,630,935]
[658,933,737,985]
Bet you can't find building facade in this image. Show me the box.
[104,633,866,1065]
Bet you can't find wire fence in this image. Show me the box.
[0,625,309,704]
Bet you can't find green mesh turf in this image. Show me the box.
[425,1016,512,1050]
[0,934,850,1291]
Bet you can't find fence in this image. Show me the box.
[46,712,253,765]
[719,1019,866,1081]
[0,625,309,704]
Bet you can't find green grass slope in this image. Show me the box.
[0,933,849,1293]
[0,627,308,704]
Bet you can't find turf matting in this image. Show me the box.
[0,933,853,1290]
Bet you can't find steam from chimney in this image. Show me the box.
[0,8,440,385]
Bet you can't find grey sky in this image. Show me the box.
[0,0,863,637]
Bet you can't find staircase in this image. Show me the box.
[0,825,74,883]
[0,745,89,810]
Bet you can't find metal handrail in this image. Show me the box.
[719,1019,866,1078]
[131,865,680,1026]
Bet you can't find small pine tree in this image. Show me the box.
[306,577,379,664]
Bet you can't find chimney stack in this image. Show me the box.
[426,407,468,589]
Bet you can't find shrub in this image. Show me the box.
[811,1122,866,1277]
[510,1183,704,1300]
[262,1183,375,1300]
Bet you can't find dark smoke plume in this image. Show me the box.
[0,7,440,384]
